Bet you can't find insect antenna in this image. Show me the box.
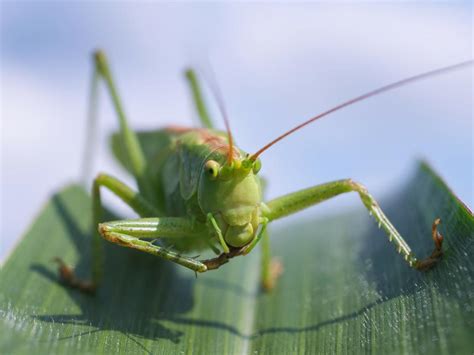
[250,60,473,161]
[204,67,235,165]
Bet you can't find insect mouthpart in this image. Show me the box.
[219,205,261,247]
[225,223,254,247]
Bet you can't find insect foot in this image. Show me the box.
[262,258,284,291]
[414,218,444,271]
[53,258,96,294]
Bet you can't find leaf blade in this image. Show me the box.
[1,161,472,353]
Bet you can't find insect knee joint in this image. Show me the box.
[346,179,367,193]
[94,50,107,70]
[98,223,114,241]
[95,173,108,182]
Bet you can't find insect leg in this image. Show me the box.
[259,230,283,290]
[264,179,444,270]
[92,50,153,197]
[185,69,214,129]
[207,213,230,254]
[56,173,159,293]
[90,173,160,282]
[98,218,207,272]
[257,177,283,290]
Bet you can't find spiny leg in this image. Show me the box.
[56,173,159,293]
[98,218,208,272]
[264,179,444,270]
[185,69,214,129]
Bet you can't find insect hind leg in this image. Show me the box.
[82,50,153,197]
[56,173,159,293]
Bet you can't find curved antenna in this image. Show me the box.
[204,68,234,165]
[250,60,473,161]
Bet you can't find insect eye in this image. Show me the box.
[253,159,262,174]
[205,160,220,179]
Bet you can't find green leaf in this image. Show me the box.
[1,162,473,354]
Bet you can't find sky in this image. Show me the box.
[1,2,472,261]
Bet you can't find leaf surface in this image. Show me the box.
[1,162,473,354]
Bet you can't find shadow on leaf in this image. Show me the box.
[31,192,194,350]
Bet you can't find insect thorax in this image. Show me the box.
[155,128,263,251]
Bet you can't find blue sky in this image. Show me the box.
[1,2,472,260]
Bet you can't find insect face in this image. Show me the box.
[198,157,264,247]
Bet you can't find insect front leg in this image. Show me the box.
[98,218,208,272]
[264,179,444,270]
[56,173,159,293]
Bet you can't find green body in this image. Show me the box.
[134,127,264,252]
[55,51,446,293]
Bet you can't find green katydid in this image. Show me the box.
[55,51,472,293]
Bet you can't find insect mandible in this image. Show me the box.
[55,51,473,293]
